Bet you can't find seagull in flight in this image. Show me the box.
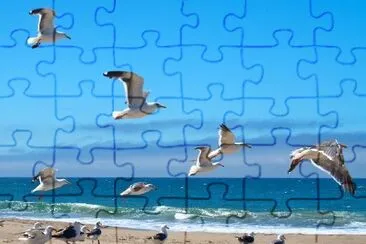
[31,167,70,193]
[27,8,71,48]
[147,224,169,243]
[208,124,251,160]
[288,139,356,195]
[103,71,167,119]
[120,182,157,196]
[189,146,224,176]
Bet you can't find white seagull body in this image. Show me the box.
[103,71,166,119]
[120,182,157,196]
[288,140,356,195]
[272,234,286,244]
[18,226,55,244]
[27,8,71,48]
[31,167,70,193]
[147,224,169,243]
[189,146,224,176]
[208,124,251,159]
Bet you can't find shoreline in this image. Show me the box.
[1,218,366,243]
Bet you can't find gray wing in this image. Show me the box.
[122,72,146,107]
[30,8,55,34]
[196,146,212,167]
[311,151,355,195]
[312,140,346,164]
[38,167,56,185]
[218,124,235,145]
[131,182,145,192]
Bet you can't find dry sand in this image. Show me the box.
[1,219,365,243]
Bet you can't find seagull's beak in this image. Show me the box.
[288,158,301,174]
[157,104,167,109]
[243,143,252,148]
[65,180,71,184]
[219,163,224,167]
[166,226,170,229]
[65,34,71,39]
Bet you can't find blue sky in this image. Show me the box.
[0,0,365,178]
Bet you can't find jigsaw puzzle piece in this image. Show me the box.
[225,97,335,147]
[55,81,113,163]
[24,178,121,219]
[165,46,262,98]
[181,0,243,61]
[98,0,196,47]
[299,47,366,96]
[313,0,366,63]
[225,0,331,46]
[0,0,55,45]
[157,181,244,226]
[38,48,118,96]
[181,84,261,177]
[113,32,182,97]
[53,0,114,62]
[0,31,55,96]
[319,80,366,161]
[241,177,336,231]
[0,131,54,177]
[97,96,201,149]
[111,131,188,177]
[242,31,317,115]
[0,79,73,146]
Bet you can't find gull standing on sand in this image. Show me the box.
[271,234,286,244]
[75,225,90,241]
[288,139,356,195]
[52,221,82,243]
[18,226,56,244]
[31,167,70,193]
[27,8,71,48]
[147,224,169,243]
[120,182,157,196]
[208,124,251,160]
[103,71,167,119]
[87,221,104,244]
[235,232,255,243]
[188,146,224,176]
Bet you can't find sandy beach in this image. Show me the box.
[0,219,365,244]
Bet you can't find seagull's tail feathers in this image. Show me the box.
[27,36,40,46]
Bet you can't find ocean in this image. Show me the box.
[0,178,365,234]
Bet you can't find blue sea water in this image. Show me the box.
[1,178,366,234]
